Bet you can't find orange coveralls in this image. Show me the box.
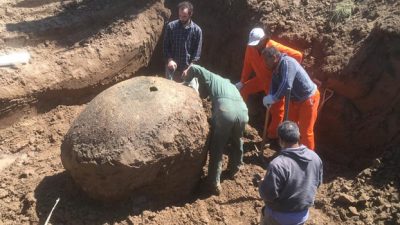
[288,90,320,150]
[239,40,303,138]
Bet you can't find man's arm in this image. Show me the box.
[189,27,202,63]
[259,164,284,203]
[240,47,254,83]
[270,59,296,101]
[268,40,303,63]
[163,24,173,61]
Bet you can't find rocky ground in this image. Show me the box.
[321,147,400,225]
[0,100,398,225]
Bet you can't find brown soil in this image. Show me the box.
[0,0,399,224]
[0,105,336,225]
[0,0,169,116]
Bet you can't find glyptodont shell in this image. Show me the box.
[61,76,209,201]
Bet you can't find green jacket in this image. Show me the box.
[187,65,248,113]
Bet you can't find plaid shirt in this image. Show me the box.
[163,19,202,71]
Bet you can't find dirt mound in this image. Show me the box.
[249,0,400,165]
[61,77,209,201]
[0,0,169,116]
[317,13,400,166]
[150,0,400,166]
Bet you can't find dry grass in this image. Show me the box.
[330,0,355,23]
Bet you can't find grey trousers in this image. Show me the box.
[207,106,248,186]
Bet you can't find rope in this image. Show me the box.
[318,88,334,113]
[312,78,335,113]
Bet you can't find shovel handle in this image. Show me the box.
[284,88,291,121]
[259,106,271,159]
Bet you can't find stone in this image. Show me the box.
[19,169,34,179]
[374,197,386,206]
[335,193,357,205]
[358,192,370,207]
[377,211,389,220]
[61,77,209,201]
[28,137,36,145]
[359,192,370,201]
[0,188,8,198]
[372,158,381,168]
[342,184,352,192]
[360,168,372,177]
[349,206,359,216]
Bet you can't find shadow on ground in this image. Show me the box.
[34,171,224,224]
[7,0,161,47]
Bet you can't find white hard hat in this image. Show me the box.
[248,28,265,46]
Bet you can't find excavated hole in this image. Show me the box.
[1,0,398,171]
[146,0,400,170]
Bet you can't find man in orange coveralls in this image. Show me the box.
[262,47,320,150]
[235,27,303,148]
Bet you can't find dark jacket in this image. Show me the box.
[270,54,317,102]
[163,20,202,71]
[259,145,323,212]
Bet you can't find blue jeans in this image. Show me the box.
[261,206,307,225]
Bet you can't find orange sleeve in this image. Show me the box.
[267,40,303,63]
[240,46,253,83]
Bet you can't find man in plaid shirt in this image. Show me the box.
[163,1,202,85]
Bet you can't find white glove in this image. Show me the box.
[263,95,276,108]
[187,77,199,94]
[235,81,244,90]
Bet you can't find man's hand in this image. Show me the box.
[181,67,190,80]
[235,81,244,90]
[252,174,263,187]
[167,59,177,71]
[182,67,189,80]
[263,95,275,108]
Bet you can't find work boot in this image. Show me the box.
[210,183,222,196]
[227,164,243,180]
[201,180,222,196]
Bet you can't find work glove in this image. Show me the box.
[263,95,276,108]
[235,81,244,91]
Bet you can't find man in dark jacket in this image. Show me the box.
[259,121,323,225]
[262,47,320,150]
[163,1,202,83]
[183,65,249,195]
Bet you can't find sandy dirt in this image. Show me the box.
[0,103,336,225]
[0,0,169,115]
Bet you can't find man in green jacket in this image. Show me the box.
[183,65,249,195]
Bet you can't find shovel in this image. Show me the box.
[258,88,291,163]
[258,105,271,160]
[283,87,291,121]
